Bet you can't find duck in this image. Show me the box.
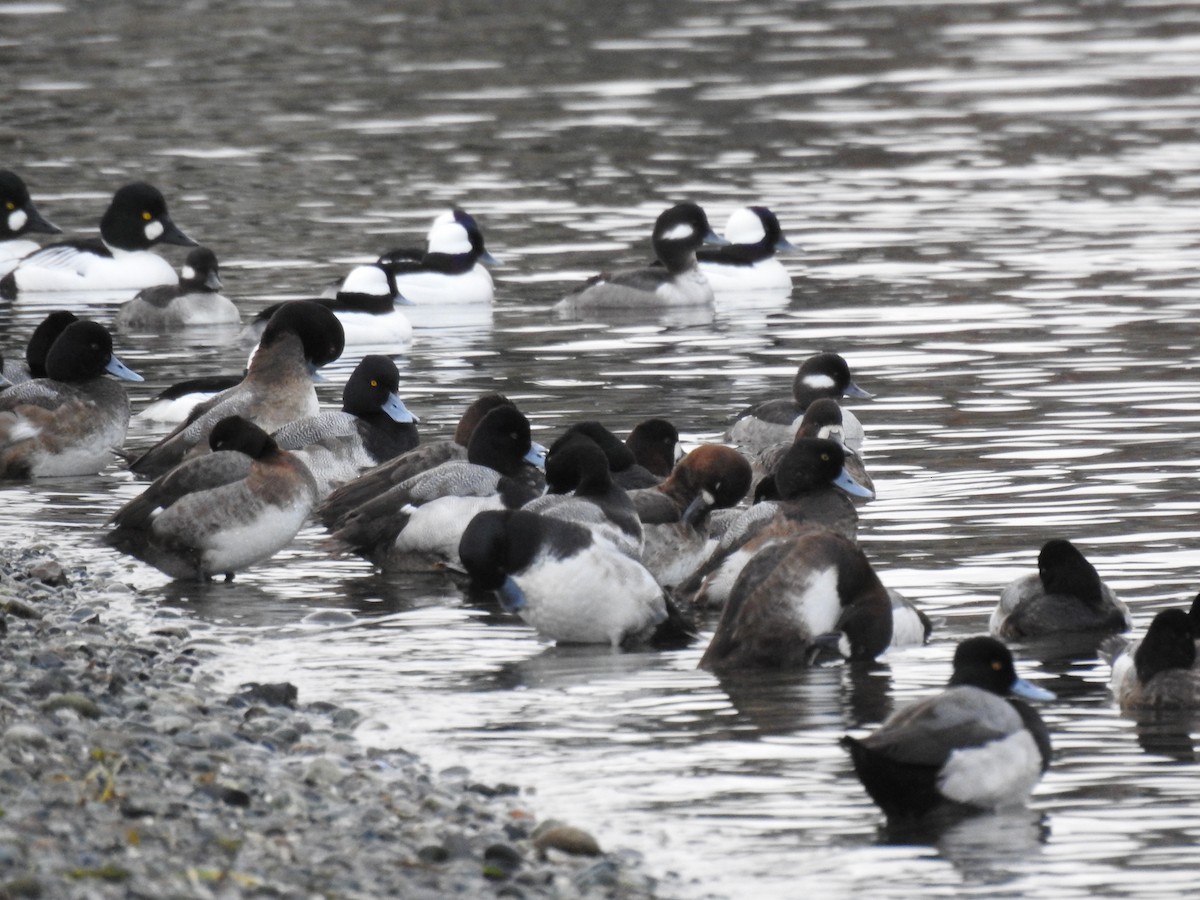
[624,417,680,482]
[317,393,521,530]
[128,300,345,478]
[105,415,318,581]
[990,539,1130,639]
[0,170,62,276]
[138,373,246,424]
[113,247,239,329]
[751,397,873,501]
[323,405,544,570]
[271,355,419,498]
[556,202,727,311]
[0,320,143,478]
[551,420,667,490]
[841,636,1054,820]
[730,351,873,454]
[679,438,874,610]
[696,206,797,293]
[2,310,79,385]
[630,444,752,588]
[377,209,497,305]
[255,264,412,345]
[888,589,934,648]
[458,508,671,648]
[0,182,197,297]
[521,434,643,559]
[698,529,893,671]
[1108,608,1200,710]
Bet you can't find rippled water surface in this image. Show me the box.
[4,0,1200,896]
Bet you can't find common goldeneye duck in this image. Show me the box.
[990,539,1130,639]
[0,169,62,276]
[128,300,345,478]
[698,527,893,671]
[106,415,318,581]
[730,351,873,454]
[0,319,142,479]
[458,508,679,649]
[556,202,728,311]
[113,246,239,330]
[0,181,197,298]
[272,354,419,498]
[323,405,545,570]
[752,397,874,502]
[842,636,1054,820]
[2,310,79,385]
[377,209,497,306]
[1108,608,1200,710]
[697,206,798,293]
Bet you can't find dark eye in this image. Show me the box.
[991,661,1002,671]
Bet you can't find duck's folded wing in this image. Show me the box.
[861,690,1018,767]
[110,452,253,529]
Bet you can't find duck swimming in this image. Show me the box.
[113,246,239,329]
[696,206,797,293]
[0,169,61,276]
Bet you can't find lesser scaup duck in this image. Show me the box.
[324,405,544,570]
[0,170,61,276]
[678,438,873,610]
[556,203,727,311]
[699,529,892,671]
[113,247,239,329]
[521,434,643,559]
[105,416,318,581]
[624,417,680,482]
[272,355,419,498]
[888,589,935,648]
[990,539,1129,639]
[0,182,197,298]
[128,300,345,478]
[553,420,665,490]
[730,351,873,454]
[696,206,797,293]
[631,444,752,588]
[378,209,497,305]
[256,264,413,345]
[459,508,671,648]
[842,636,1054,820]
[2,310,78,385]
[1107,608,1200,710]
[752,397,873,502]
[0,320,142,478]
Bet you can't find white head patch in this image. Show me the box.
[662,222,697,242]
[803,373,837,391]
[724,208,766,244]
[144,219,164,241]
[8,209,27,232]
[818,424,844,441]
[342,265,389,295]
[426,221,472,255]
[180,265,195,281]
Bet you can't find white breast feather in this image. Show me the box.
[938,730,1043,809]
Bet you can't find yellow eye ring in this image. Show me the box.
[142,211,152,221]
[370,380,378,387]
[5,202,14,211]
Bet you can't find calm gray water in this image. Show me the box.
[4,0,1200,896]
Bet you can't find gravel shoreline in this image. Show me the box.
[0,542,663,899]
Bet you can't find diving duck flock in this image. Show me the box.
[1,169,1195,825]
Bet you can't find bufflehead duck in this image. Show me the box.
[113,247,239,329]
[324,405,544,570]
[2,310,79,385]
[272,355,419,498]
[128,300,344,478]
[0,182,197,298]
[556,202,727,311]
[730,351,873,454]
[1108,608,1200,710]
[0,320,142,478]
[0,170,62,276]
[697,206,797,293]
[842,636,1054,820]
[257,264,412,345]
[106,415,318,581]
[459,508,672,648]
[378,209,497,305]
[990,539,1129,639]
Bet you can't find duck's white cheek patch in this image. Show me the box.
[938,731,1042,809]
[662,223,697,241]
[802,374,836,391]
[9,209,27,232]
[341,265,388,294]
[144,220,164,241]
[724,209,766,244]
[180,265,195,281]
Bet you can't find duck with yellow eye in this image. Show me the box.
[0,170,62,277]
[0,181,197,298]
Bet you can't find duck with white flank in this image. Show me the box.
[0,169,61,276]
